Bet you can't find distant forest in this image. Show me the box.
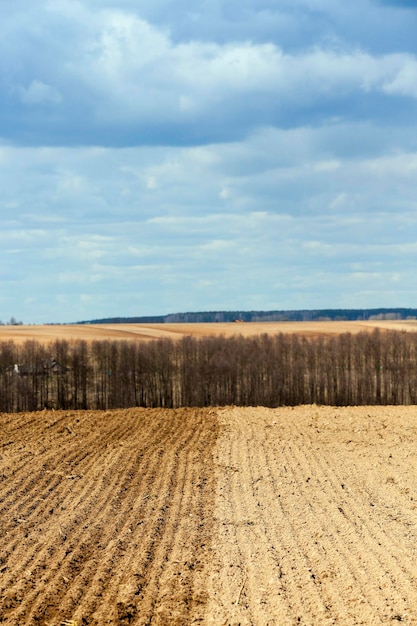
[77,308,417,325]
[2,329,417,412]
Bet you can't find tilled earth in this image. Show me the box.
[2,405,417,625]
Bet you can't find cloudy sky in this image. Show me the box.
[1,0,417,323]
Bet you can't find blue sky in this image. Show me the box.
[2,0,417,323]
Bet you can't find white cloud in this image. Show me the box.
[75,33,417,128]
[146,176,158,190]
[18,79,63,105]
[382,56,417,97]
[314,160,341,172]
[329,193,349,210]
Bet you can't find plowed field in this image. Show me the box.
[2,406,417,625]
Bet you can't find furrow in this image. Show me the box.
[0,407,219,626]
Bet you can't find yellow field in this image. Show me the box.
[1,319,417,344]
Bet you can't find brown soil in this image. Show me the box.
[2,319,417,344]
[0,408,218,625]
[2,406,417,624]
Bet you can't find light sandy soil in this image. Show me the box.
[1,319,417,344]
[207,406,417,625]
[2,406,417,624]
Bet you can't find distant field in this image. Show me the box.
[1,319,417,344]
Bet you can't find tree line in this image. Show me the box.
[78,307,417,324]
[1,329,417,413]
[0,317,23,326]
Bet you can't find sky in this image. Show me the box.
[2,0,417,324]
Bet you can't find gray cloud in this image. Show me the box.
[0,3,417,147]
